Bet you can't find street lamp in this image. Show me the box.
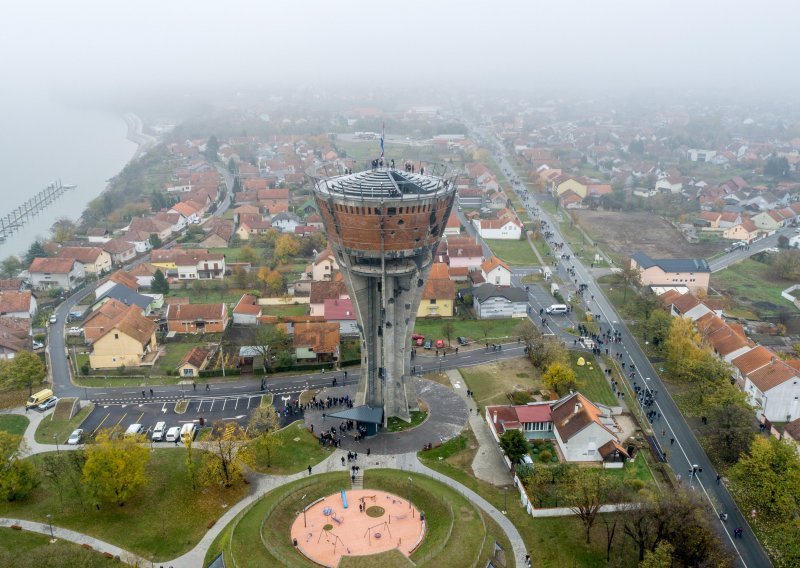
[46,514,55,543]
[407,477,412,509]
[503,486,508,515]
[301,494,307,528]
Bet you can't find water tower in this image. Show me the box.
[311,163,456,423]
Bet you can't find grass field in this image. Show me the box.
[0,449,249,562]
[387,409,427,432]
[250,421,331,475]
[0,414,28,436]
[459,359,542,407]
[412,317,522,345]
[34,403,93,444]
[262,304,309,317]
[568,351,617,406]
[710,257,795,317]
[485,238,538,265]
[0,527,117,567]
[156,340,210,373]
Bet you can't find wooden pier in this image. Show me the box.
[0,180,75,241]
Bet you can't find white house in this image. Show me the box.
[551,392,625,463]
[473,217,522,240]
[271,212,301,234]
[123,231,154,254]
[480,256,512,286]
[312,248,339,281]
[0,290,37,318]
[232,294,262,326]
[28,257,85,291]
[743,359,800,423]
[471,284,528,319]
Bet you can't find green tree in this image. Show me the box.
[771,249,800,280]
[0,433,38,501]
[664,316,703,381]
[1,350,46,390]
[82,429,150,506]
[204,135,220,162]
[709,400,756,465]
[149,233,162,249]
[640,541,674,568]
[249,406,283,468]
[232,176,242,193]
[253,325,290,373]
[150,190,168,211]
[274,234,300,264]
[201,421,252,488]
[0,255,22,278]
[499,429,528,470]
[729,436,800,522]
[24,240,48,265]
[248,404,280,435]
[441,320,455,346]
[764,154,790,178]
[616,260,642,302]
[151,268,169,294]
[239,245,258,265]
[641,309,672,350]
[542,362,578,396]
[50,217,77,243]
[227,157,236,173]
[568,470,621,544]
[265,270,284,296]
[516,320,566,371]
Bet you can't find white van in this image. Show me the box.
[545,304,568,315]
[124,423,144,438]
[165,426,181,443]
[152,421,167,441]
[180,423,198,444]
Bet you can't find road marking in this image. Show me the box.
[234,398,239,410]
[111,412,128,433]
[222,399,228,410]
[92,412,111,434]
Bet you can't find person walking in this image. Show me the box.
[308,465,312,476]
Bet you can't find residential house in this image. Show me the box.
[323,298,357,335]
[233,204,261,224]
[472,284,528,319]
[752,210,785,232]
[128,217,172,242]
[55,246,112,275]
[293,322,340,363]
[89,305,157,369]
[731,346,775,386]
[177,347,210,378]
[0,318,32,360]
[199,218,234,248]
[0,291,36,319]
[655,176,683,194]
[169,201,202,224]
[90,284,154,315]
[698,211,722,228]
[550,175,588,199]
[150,249,225,280]
[444,212,461,236]
[417,264,455,318]
[232,294,262,326]
[743,358,800,423]
[723,219,759,242]
[94,270,139,299]
[258,188,290,215]
[311,248,339,282]
[128,263,157,288]
[718,212,742,229]
[0,279,24,291]
[122,230,154,253]
[485,403,554,441]
[551,392,626,463]
[310,281,348,316]
[154,212,188,234]
[473,216,522,240]
[236,218,272,240]
[166,303,228,333]
[630,252,710,294]
[271,212,301,233]
[28,257,84,290]
[102,238,137,265]
[446,237,484,270]
[82,299,130,344]
[86,228,110,244]
[481,256,512,286]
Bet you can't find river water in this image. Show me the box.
[0,93,136,259]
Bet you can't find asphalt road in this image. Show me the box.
[486,140,771,568]
[708,226,794,272]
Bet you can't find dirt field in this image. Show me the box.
[572,211,725,260]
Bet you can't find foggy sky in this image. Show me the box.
[1,0,797,103]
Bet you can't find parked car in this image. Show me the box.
[412,333,425,346]
[165,426,181,443]
[32,341,44,350]
[66,429,83,445]
[152,421,167,441]
[457,337,469,346]
[435,339,445,349]
[67,326,83,336]
[423,339,432,349]
[49,314,57,324]
[38,397,59,411]
[124,423,144,437]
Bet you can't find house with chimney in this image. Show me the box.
[28,257,84,290]
[89,305,158,369]
[55,247,112,275]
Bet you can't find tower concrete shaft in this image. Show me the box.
[312,165,455,423]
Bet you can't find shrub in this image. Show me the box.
[538,450,552,463]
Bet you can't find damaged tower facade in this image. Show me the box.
[312,165,456,423]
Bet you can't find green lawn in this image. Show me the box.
[0,449,249,562]
[485,238,538,265]
[568,351,617,406]
[34,403,93,444]
[459,358,541,407]
[0,414,29,436]
[250,422,331,475]
[0,527,117,567]
[165,287,243,305]
[339,550,413,568]
[261,304,308,317]
[413,317,522,344]
[156,340,211,373]
[710,258,795,316]
[387,410,428,432]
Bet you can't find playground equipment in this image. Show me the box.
[341,489,348,509]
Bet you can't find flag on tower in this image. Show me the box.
[380,123,385,159]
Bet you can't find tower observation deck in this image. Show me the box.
[311,163,457,424]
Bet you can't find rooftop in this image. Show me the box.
[313,167,453,200]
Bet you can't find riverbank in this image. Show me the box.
[123,112,157,161]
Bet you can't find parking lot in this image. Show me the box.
[80,393,268,441]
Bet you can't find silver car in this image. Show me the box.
[66,429,83,445]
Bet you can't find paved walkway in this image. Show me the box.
[445,369,513,486]
[0,517,149,566]
[3,407,82,455]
